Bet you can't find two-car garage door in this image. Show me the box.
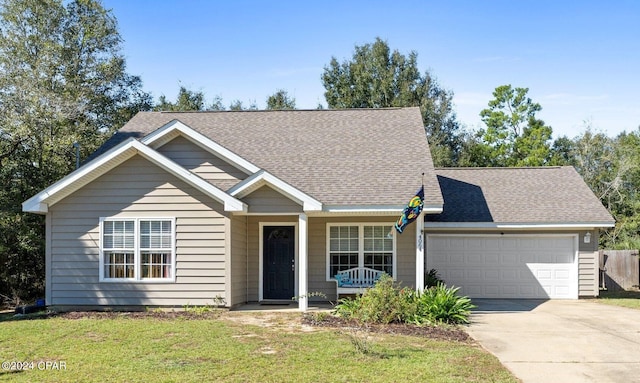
[426,235,578,299]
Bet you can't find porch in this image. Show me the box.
[229,213,426,311]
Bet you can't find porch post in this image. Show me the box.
[298,213,308,311]
[415,212,425,292]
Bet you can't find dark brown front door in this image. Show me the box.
[263,226,295,300]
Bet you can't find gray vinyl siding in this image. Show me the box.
[48,155,230,307]
[242,186,303,214]
[157,135,247,191]
[230,215,248,306]
[578,230,600,297]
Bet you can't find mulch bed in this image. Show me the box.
[301,313,471,342]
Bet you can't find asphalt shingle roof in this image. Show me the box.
[98,107,443,207]
[429,167,614,224]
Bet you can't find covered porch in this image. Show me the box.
[229,212,426,311]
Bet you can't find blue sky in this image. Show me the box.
[103,0,640,138]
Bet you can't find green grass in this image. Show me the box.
[0,311,517,383]
[596,290,640,310]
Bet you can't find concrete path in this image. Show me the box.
[466,299,640,383]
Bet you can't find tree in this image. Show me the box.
[477,85,553,166]
[266,89,296,110]
[155,86,206,111]
[0,0,152,302]
[154,86,228,111]
[321,37,461,166]
[228,99,257,111]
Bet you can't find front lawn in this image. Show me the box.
[596,290,640,310]
[0,310,516,383]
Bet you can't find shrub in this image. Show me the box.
[333,274,408,324]
[414,284,475,325]
[334,275,474,326]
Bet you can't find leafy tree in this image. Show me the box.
[0,0,151,302]
[321,37,461,166]
[154,86,228,111]
[266,89,296,110]
[562,125,640,249]
[476,85,553,166]
[155,86,206,111]
[228,99,258,111]
[548,136,577,166]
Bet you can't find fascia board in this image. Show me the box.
[229,170,322,212]
[22,138,247,214]
[141,120,260,175]
[22,138,139,214]
[424,222,616,229]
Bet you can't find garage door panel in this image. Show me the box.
[500,269,518,281]
[466,253,483,264]
[484,253,499,263]
[427,235,577,299]
[502,253,518,264]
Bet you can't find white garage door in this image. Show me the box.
[426,235,578,299]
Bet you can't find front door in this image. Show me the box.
[263,226,295,300]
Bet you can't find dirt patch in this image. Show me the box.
[302,313,471,342]
[224,312,317,333]
[47,310,469,342]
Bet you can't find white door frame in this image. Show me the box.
[258,222,298,302]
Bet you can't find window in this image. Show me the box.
[100,218,175,281]
[327,224,395,279]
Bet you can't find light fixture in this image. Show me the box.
[584,232,591,243]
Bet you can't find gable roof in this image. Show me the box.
[96,108,443,210]
[22,138,247,214]
[428,166,615,227]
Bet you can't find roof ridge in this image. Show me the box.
[435,166,564,170]
[153,107,415,114]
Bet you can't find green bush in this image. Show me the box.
[333,275,474,325]
[413,284,475,325]
[333,274,410,324]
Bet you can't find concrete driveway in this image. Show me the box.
[466,299,640,383]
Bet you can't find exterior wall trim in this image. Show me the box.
[425,222,614,229]
[141,119,260,175]
[22,138,247,214]
[229,170,322,212]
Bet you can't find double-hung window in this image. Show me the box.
[100,218,175,282]
[327,223,395,279]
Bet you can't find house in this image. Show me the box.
[22,107,614,311]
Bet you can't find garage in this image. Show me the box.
[426,235,578,299]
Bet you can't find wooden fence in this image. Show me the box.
[599,250,640,291]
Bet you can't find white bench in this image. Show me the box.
[333,267,386,300]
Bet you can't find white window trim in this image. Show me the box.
[325,223,397,281]
[99,217,176,283]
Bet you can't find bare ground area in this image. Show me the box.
[43,310,471,342]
